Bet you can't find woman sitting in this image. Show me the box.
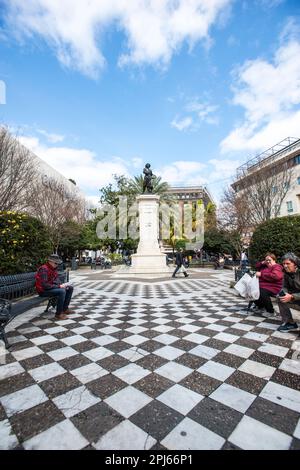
[254,253,283,315]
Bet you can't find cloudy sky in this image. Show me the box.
[0,0,300,205]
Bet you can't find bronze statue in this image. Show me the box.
[143,163,155,193]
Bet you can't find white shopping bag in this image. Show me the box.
[247,275,260,300]
[178,265,187,274]
[234,273,260,300]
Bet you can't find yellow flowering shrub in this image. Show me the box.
[0,211,52,274]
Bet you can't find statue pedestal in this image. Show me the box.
[129,194,170,274]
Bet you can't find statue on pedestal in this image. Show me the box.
[143,163,155,193]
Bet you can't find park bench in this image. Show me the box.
[0,270,69,349]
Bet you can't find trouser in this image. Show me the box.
[255,288,275,313]
[39,286,73,314]
[277,298,300,323]
[173,264,188,277]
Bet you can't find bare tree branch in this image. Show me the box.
[0,126,38,211]
[28,176,87,251]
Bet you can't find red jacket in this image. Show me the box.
[255,261,283,295]
[35,262,60,293]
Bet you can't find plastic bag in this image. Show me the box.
[234,273,260,300]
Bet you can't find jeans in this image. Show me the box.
[39,286,73,314]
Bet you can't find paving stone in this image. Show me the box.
[1,274,299,450]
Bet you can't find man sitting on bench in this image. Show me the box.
[35,254,74,321]
[277,252,300,334]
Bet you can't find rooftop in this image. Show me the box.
[235,137,300,180]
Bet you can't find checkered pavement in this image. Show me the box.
[1,277,300,450]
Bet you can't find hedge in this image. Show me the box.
[249,215,300,263]
[0,211,52,274]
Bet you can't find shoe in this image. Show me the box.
[63,309,75,314]
[172,275,176,278]
[54,313,68,321]
[251,308,265,316]
[184,274,189,278]
[277,322,298,332]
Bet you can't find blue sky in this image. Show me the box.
[0,0,300,205]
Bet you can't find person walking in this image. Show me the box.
[172,248,189,278]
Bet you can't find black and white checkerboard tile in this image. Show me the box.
[1,280,300,450]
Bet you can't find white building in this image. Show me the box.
[232,137,300,217]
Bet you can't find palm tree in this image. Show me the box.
[128,174,170,198]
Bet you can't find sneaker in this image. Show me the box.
[277,322,298,332]
[251,308,265,316]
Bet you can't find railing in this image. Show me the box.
[235,137,300,179]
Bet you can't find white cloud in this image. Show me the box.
[131,157,143,168]
[221,35,300,153]
[3,0,233,77]
[171,97,219,132]
[37,128,65,143]
[158,160,207,185]
[208,158,242,181]
[19,135,130,194]
[171,116,193,131]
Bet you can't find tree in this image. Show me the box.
[249,215,300,264]
[0,126,38,211]
[232,159,293,225]
[98,173,171,250]
[0,210,52,274]
[99,173,170,206]
[218,187,252,255]
[203,227,238,256]
[29,178,87,252]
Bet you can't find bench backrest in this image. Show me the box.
[0,270,69,300]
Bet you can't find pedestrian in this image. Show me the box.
[241,250,248,268]
[35,254,74,321]
[172,248,189,278]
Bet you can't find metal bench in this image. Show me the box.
[0,270,69,349]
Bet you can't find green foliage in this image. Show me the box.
[58,220,86,258]
[0,210,52,274]
[249,215,300,263]
[203,228,237,255]
[99,173,170,206]
[175,239,187,250]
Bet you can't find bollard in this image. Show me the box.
[71,257,77,271]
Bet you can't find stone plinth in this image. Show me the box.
[129,194,170,274]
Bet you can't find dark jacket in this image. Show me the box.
[35,262,60,293]
[282,268,300,301]
[175,252,184,266]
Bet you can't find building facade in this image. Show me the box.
[165,185,214,207]
[232,137,300,218]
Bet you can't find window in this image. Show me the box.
[286,201,293,213]
[283,182,290,190]
[295,155,300,165]
[272,186,277,194]
[297,177,300,185]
